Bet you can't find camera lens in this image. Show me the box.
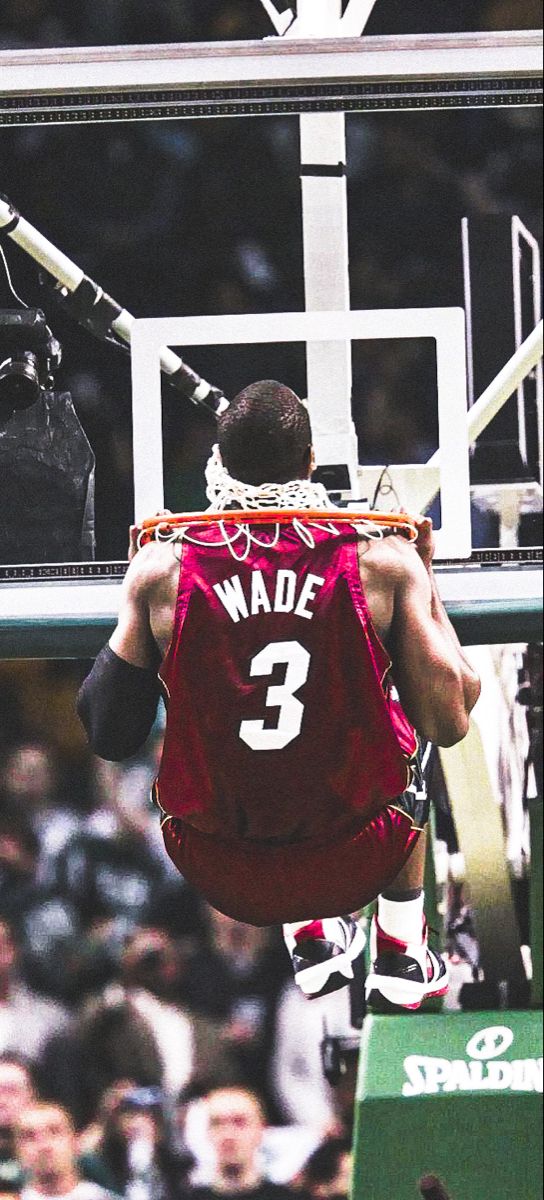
[0,351,41,415]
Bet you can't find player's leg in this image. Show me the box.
[283,857,440,1007]
[283,746,448,1007]
[366,753,449,1009]
[282,765,429,1002]
[162,789,441,1004]
[282,831,428,1002]
[282,916,366,999]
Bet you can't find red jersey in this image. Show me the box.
[155,524,417,845]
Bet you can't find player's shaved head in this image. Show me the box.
[218,380,312,486]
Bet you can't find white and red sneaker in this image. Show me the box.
[284,916,366,999]
[365,914,449,1011]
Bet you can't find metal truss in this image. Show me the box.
[0,31,541,125]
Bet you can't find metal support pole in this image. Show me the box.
[419,320,544,508]
[300,112,359,490]
[512,216,543,484]
[0,195,225,414]
[263,0,376,498]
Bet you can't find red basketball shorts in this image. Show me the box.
[161,804,421,926]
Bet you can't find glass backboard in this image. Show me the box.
[0,33,541,656]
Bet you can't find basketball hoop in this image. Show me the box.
[139,444,418,560]
[138,507,418,563]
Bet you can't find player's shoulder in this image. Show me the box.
[124,540,179,595]
[357,531,420,582]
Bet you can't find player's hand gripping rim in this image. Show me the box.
[412,515,436,570]
[128,510,173,561]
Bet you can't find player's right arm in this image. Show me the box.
[387,528,481,747]
[77,545,162,761]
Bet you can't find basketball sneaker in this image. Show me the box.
[365,914,449,1010]
[284,916,366,999]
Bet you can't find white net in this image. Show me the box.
[140,446,386,562]
[204,443,337,512]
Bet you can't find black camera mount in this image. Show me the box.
[0,308,62,421]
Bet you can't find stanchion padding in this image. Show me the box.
[352,1011,543,1199]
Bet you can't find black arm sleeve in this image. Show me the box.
[77,644,161,761]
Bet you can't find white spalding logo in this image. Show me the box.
[403,1026,542,1097]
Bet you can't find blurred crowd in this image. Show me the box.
[0,699,358,1197]
[0,657,536,1199]
[0,651,531,1198]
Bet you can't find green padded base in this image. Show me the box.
[353,1012,543,1200]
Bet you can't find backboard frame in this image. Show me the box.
[0,30,541,657]
[130,306,470,558]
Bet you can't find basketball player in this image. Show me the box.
[78,382,480,1009]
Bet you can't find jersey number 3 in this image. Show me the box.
[239,640,311,751]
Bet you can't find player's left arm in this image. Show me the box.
[77,547,162,761]
[413,515,481,714]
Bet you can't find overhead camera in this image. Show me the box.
[0,308,62,422]
[0,304,96,563]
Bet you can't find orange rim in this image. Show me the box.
[140,508,418,543]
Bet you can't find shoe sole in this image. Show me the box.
[366,981,449,1011]
[295,922,366,998]
[365,971,449,1010]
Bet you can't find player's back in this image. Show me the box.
[155,523,417,844]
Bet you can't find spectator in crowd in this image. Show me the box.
[77,1081,138,1158]
[15,1103,118,1199]
[39,926,196,1127]
[297,1138,353,1198]
[0,919,71,1063]
[52,760,167,935]
[81,1085,192,1199]
[270,984,339,1138]
[0,811,84,1007]
[53,758,204,946]
[0,818,41,937]
[40,988,163,1126]
[186,1087,300,1199]
[117,927,196,1098]
[120,928,245,1096]
[182,909,289,1110]
[271,983,359,1142]
[0,1057,36,1195]
[0,743,79,890]
[179,1088,319,1188]
[3,749,203,1007]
